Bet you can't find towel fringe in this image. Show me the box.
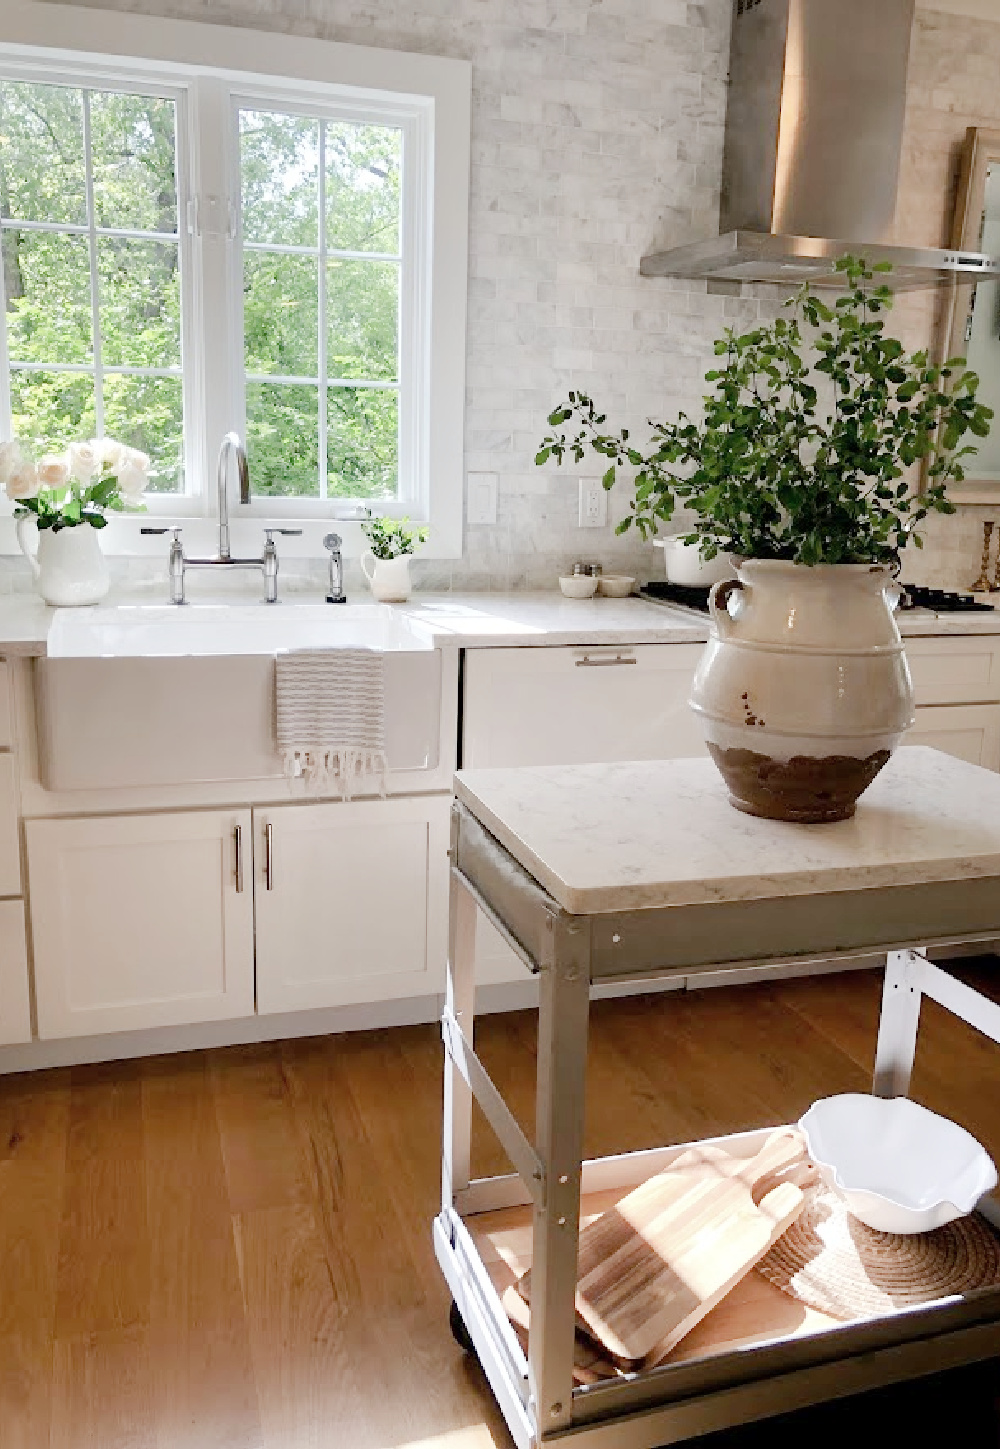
[283,747,388,800]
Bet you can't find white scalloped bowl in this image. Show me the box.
[798,1095,998,1235]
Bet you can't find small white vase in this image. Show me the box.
[690,560,913,823]
[16,517,110,607]
[361,551,412,603]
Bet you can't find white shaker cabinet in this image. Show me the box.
[0,901,31,1045]
[254,795,450,1014]
[26,810,255,1039]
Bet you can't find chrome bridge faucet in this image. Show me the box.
[142,432,302,604]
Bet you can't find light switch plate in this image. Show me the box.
[467,472,498,526]
[578,476,608,528]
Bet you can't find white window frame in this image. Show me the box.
[0,0,470,560]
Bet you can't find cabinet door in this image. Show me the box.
[0,900,31,1045]
[463,643,707,769]
[0,754,19,897]
[255,796,450,1014]
[27,810,254,1039]
[904,704,1000,771]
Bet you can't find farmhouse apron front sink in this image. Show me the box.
[35,603,442,791]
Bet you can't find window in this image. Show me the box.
[0,78,185,492]
[240,108,403,503]
[0,6,469,555]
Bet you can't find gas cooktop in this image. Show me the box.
[639,581,997,616]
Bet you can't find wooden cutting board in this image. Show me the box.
[520,1130,814,1369]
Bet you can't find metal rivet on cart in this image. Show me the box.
[612,933,621,944]
[558,1215,567,1226]
[559,1174,569,1184]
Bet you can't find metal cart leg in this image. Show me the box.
[530,911,591,1438]
[873,949,925,1098]
[443,867,477,1212]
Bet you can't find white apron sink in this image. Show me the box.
[36,602,442,791]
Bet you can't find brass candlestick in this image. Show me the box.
[972,520,997,593]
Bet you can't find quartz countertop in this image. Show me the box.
[454,748,1000,914]
[2,587,1000,656]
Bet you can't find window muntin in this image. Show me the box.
[238,105,403,503]
[0,77,185,493]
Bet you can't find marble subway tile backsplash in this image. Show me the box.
[8,0,999,597]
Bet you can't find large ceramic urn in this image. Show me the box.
[689,560,913,823]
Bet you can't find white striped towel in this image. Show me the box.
[275,648,388,799]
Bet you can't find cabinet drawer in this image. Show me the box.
[904,704,1000,771]
[0,754,20,896]
[906,638,1000,705]
[463,643,707,769]
[0,662,10,750]
[0,900,31,1044]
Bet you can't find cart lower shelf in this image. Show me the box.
[437,1123,1000,1448]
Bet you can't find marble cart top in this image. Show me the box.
[453,748,1000,914]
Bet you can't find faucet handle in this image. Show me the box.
[141,525,183,537]
[264,528,303,543]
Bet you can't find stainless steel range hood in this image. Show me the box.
[641,0,1000,291]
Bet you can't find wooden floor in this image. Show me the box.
[2,965,1000,1448]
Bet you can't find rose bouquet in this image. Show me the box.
[0,436,150,529]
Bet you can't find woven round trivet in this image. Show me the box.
[756,1187,1000,1321]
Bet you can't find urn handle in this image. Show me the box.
[708,577,745,637]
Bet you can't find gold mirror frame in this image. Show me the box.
[943,125,1000,504]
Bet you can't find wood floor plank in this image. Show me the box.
[49,1328,155,1449]
[0,1069,70,1449]
[235,1202,363,1449]
[211,1045,309,1214]
[54,1062,149,1340]
[144,1054,263,1449]
[279,1035,430,1316]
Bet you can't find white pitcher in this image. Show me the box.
[16,517,110,606]
[361,551,412,603]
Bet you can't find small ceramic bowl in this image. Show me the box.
[597,574,636,598]
[559,574,599,599]
[798,1094,998,1234]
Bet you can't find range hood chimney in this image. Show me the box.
[641,0,1000,291]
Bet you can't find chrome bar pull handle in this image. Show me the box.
[233,824,244,893]
[264,821,273,890]
[574,652,637,667]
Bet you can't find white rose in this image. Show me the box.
[5,460,39,500]
[91,437,125,472]
[67,440,99,483]
[0,440,25,489]
[116,460,148,499]
[125,446,151,474]
[36,454,70,491]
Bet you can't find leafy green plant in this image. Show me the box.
[361,514,427,559]
[536,257,993,567]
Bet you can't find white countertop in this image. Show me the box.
[2,588,1000,656]
[454,748,1000,914]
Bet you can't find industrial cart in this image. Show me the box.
[435,750,1000,1447]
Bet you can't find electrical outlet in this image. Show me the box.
[578,476,608,528]
[467,472,498,526]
